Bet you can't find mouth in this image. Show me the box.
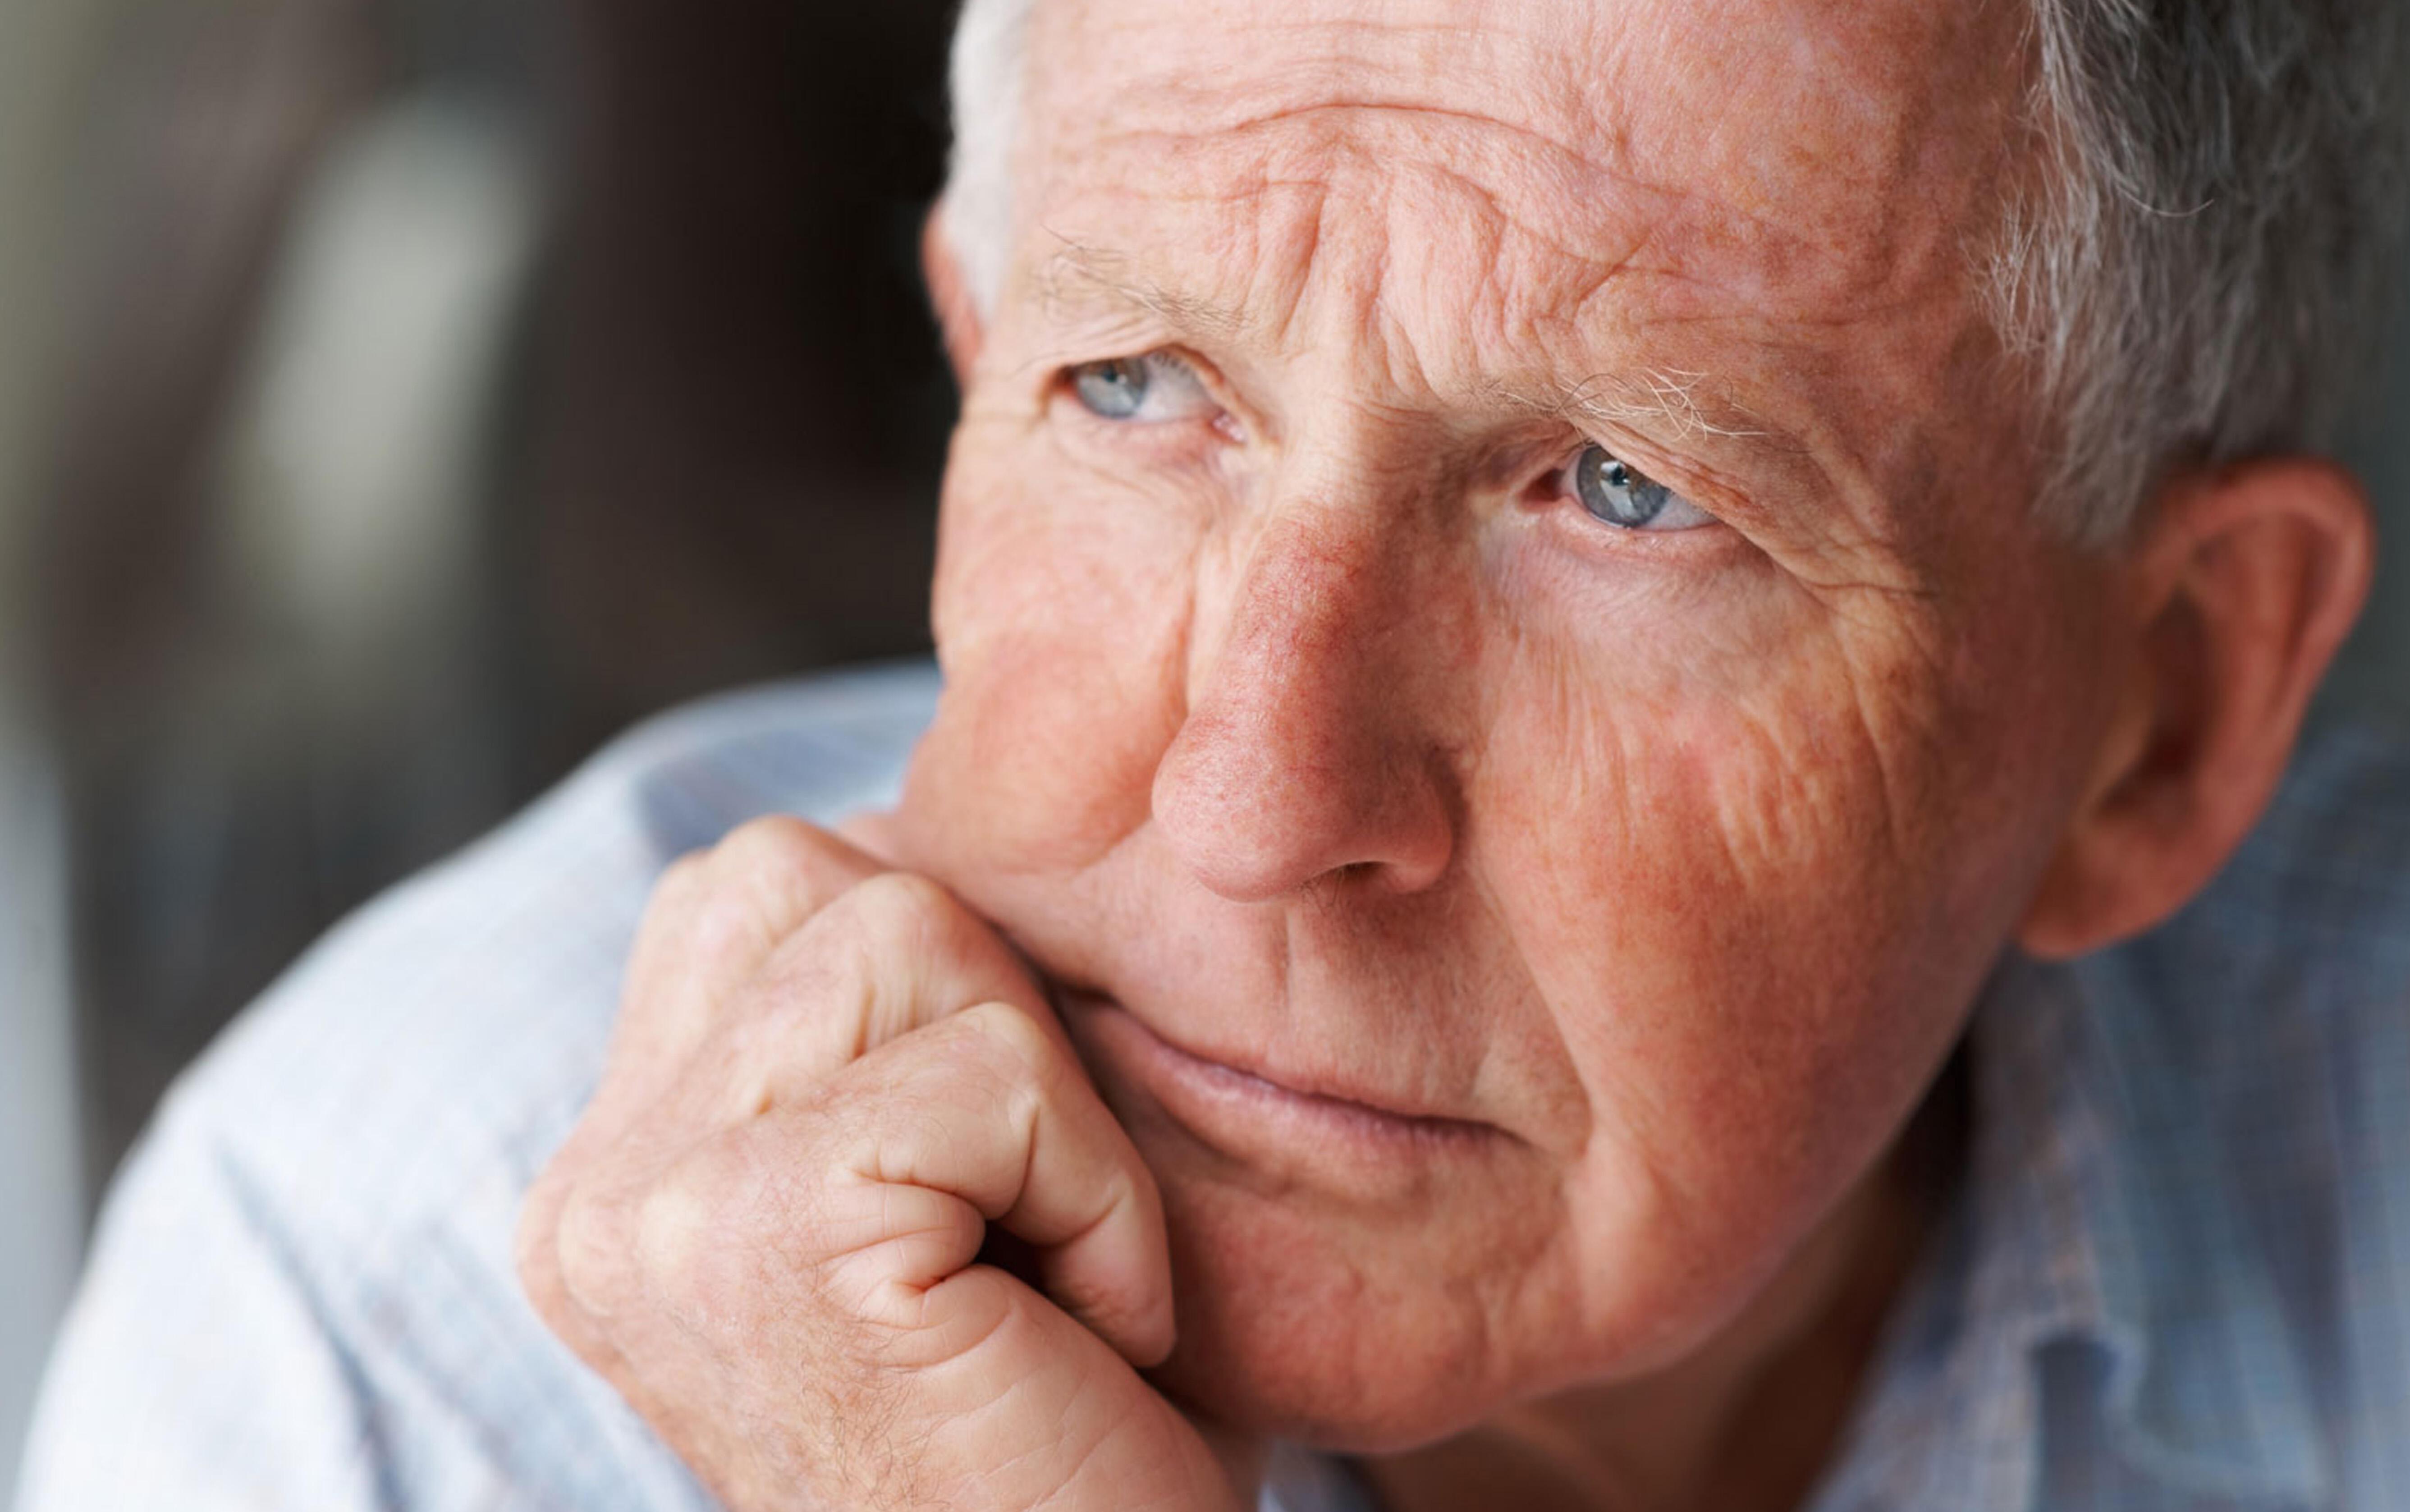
[1055,990,1507,1187]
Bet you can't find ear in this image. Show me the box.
[2017,458,2376,960]
[923,203,986,387]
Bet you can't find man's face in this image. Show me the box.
[892,0,2118,1448]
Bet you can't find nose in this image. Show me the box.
[1150,499,1457,902]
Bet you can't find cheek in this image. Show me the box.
[900,438,1199,872]
[1472,581,2055,1338]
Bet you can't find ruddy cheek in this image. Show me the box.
[910,499,1196,874]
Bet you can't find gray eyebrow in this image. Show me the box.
[1492,369,1766,443]
[1031,237,1254,340]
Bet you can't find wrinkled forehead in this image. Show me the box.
[1010,0,2027,347]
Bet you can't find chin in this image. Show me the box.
[1132,1150,1822,1458]
[1139,1171,1591,1453]
[1145,1191,1485,1450]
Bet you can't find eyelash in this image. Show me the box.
[1547,442,1721,534]
[1059,351,1227,427]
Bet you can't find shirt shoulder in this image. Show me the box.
[2110,710,2410,1155]
[182,661,942,1243]
[18,664,939,1512]
[2064,710,2410,1508]
[1806,714,2410,1512]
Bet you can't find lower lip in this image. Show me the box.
[1060,994,1503,1180]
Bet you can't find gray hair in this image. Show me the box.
[2011,0,2410,541]
[943,0,2410,542]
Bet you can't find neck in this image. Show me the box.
[1360,1049,1968,1512]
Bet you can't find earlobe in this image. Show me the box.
[923,204,986,386]
[2017,459,2375,961]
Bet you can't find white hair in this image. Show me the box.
[942,0,2410,542]
[943,0,1036,316]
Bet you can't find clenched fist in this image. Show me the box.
[516,816,1254,1512]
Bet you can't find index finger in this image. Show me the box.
[711,871,1057,1115]
[602,817,889,1117]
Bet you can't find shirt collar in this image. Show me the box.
[2046,948,2329,1506]
[1814,953,2328,1512]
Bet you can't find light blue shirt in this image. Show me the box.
[15,663,2410,1510]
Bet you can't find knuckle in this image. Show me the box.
[550,1178,637,1316]
[633,1170,715,1298]
[628,854,711,958]
[714,814,838,892]
[948,998,1055,1079]
[838,871,957,950]
[651,851,710,905]
[513,1176,571,1316]
[809,874,962,996]
[679,821,841,967]
[644,1134,825,1313]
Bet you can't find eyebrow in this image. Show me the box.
[1033,238,1776,449]
[1034,239,1255,341]
[1491,370,1769,444]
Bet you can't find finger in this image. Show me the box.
[517,1141,651,1396]
[670,816,888,1015]
[611,817,889,1095]
[717,871,1055,1112]
[633,1118,1237,1511]
[815,1000,1176,1367]
[831,807,907,867]
[877,1269,1242,1512]
[529,822,891,1342]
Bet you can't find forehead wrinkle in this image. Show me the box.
[1033,1,1646,208]
[1032,0,2028,348]
[1036,105,1863,402]
[1032,127,1685,387]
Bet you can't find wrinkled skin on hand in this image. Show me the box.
[517,817,1253,1512]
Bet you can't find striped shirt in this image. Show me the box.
[16,663,2410,1510]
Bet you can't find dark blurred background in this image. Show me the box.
[0,0,960,1486]
[38,0,959,1195]
[0,0,2406,1494]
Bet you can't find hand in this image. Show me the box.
[517,816,1254,1512]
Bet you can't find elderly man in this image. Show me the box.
[18,0,2410,1507]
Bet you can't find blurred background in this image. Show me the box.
[1,0,956,1489]
[0,0,2405,1494]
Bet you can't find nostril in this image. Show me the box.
[1300,861,1382,909]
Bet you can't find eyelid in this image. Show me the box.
[1135,351,1217,411]
[1060,346,1236,429]
[1578,427,1764,531]
[1552,441,1722,533]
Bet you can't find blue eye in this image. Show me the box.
[1072,358,1151,418]
[1065,351,1221,424]
[1567,445,1716,532]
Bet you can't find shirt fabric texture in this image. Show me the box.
[15,662,2410,1512]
